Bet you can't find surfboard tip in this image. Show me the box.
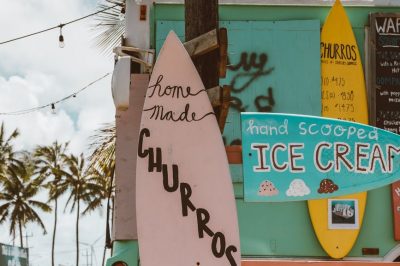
[166,30,179,40]
[334,0,342,7]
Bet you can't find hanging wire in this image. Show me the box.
[0,73,110,116]
[0,4,120,46]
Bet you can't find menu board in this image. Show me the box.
[369,13,400,134]
[369,13,400,241]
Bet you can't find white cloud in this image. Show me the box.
[286,179,311,197]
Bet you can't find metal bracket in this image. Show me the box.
[113,46,155,73]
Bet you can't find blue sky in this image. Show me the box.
[0,0,116,265]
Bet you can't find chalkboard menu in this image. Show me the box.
[369,13,400,241]
[369,13,400,134]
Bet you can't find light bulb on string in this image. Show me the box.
[51,103,56,114]
[59,25,65,48]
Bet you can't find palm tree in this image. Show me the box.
[87,123,115,266]
[87,123,115,175]
[0,156,51,247]
[83,161,114,266]
[83,162,114,216]
[34,141,69,266]
[61,153,103,266]
[0,122,22,180]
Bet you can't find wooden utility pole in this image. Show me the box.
[185,0,219,90]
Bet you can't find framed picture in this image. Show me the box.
[328,199,359,230]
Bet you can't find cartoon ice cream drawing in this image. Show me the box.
[258,180,279,196]
[318,178,339,194]
[286,179,310,197]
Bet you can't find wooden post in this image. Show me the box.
[185,0,219,90]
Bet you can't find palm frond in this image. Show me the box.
[33,141,69,202]
[27,200,52,213]
[0,122,22,178]
[0,203,11,224]
[91,1,126,55]
[82,198,103,216]
[87,122,116,173]
[25,207,48,235]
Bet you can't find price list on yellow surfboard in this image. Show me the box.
[321,74,356,122]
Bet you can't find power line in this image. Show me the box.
[0,4,120,46]
[0,73,110,116]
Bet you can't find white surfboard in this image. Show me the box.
[136,31,241,266]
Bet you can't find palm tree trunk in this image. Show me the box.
[52,197,58,266]
[102,246,107,266]
[19,218,23,248]
[76,196,80,266]
[105,192,111,249]
[103,196,111,266]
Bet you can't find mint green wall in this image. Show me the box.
[151,4,400,50]
[151,3,400,260]
[156,20,321,144]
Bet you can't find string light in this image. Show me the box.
[0,4,119,115]
[51,103,56,114]
[0,73,110,116]
[0,4,119,46]
[58,25,65,48]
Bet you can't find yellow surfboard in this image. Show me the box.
[308,0,368,259]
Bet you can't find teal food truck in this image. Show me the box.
[107,1,400,265]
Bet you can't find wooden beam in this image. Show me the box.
[206,86,222,108]
[218,85,231,132]
[206,85,231,132]
[183,27,228,79]
[184,29,218,58]
[219,28,228,78]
